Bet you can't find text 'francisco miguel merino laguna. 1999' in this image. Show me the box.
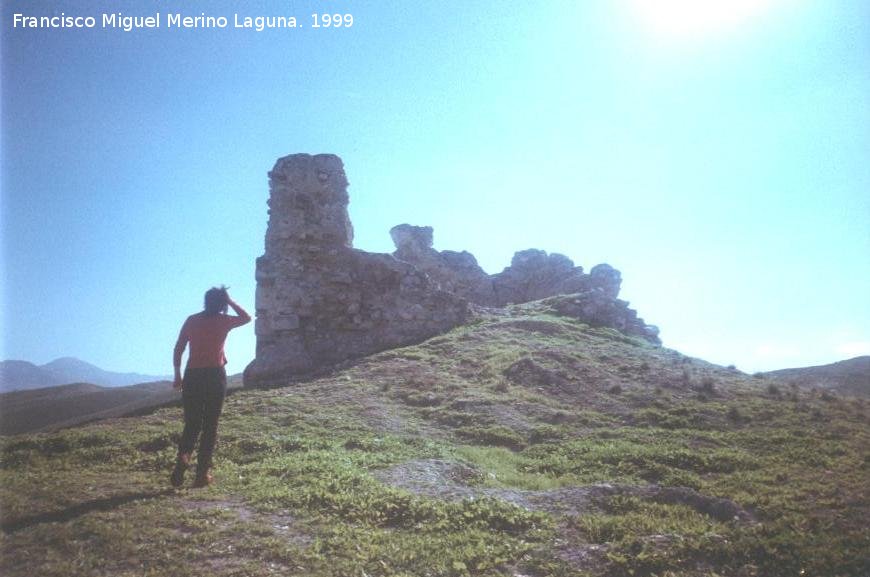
[12,12,354,32]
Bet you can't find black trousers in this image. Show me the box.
[178,367,227,472]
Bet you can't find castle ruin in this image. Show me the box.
[243,153,658,387]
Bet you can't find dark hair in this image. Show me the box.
[203,286,229,315]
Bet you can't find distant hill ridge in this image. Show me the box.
[0,380,171,436]
[0,375,243,436]
[763,355,870,398]
[0,357,168,393]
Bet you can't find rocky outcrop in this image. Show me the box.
[244,154,469,387]
[544,293,660,343]
[492,249,592,305]
[245,153,660,386]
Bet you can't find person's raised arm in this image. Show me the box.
[173,321,189,390]
[226,295,251,326]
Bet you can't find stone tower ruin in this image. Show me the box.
[243,154,469,386]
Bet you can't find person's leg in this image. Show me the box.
[172,370,206,487]
[170,451,191,487]
[194,368,227,485]
[179,372,206,455]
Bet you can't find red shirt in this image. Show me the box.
[176,313,249,369]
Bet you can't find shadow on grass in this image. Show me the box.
[1,488,176,534]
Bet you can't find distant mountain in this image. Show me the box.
[40,357,165,388]
[0,361,58,391]
[0,357,168,393]
[763,356,870,398]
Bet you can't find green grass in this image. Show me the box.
[2,304,868,576]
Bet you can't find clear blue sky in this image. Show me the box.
[2,0,868,377]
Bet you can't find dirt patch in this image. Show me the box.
[181,497,313,547]
[504,358,566,388]
[552,540,610,570]
[373,459,484,501]
[355,400,412,434]
[280,377,427,437]
[374,459,755,523]
[499,319,569,337]
[375,458,756,574]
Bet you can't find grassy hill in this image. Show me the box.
[1,298,867,576]
[763,356,870,398]
[0,377,244,436]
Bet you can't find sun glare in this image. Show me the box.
[625,0,784,43]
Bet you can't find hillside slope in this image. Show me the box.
[1,298,867,577]
[764,356,870,398]
[0,377,244,436]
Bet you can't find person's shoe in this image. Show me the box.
[170,453,190,487]
[192,469,214,488]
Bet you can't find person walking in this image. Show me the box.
[171,286,251,488]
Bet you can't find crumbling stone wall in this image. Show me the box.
[243,154,469,386]
[390,224,494,305]
[390,225,658,343]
